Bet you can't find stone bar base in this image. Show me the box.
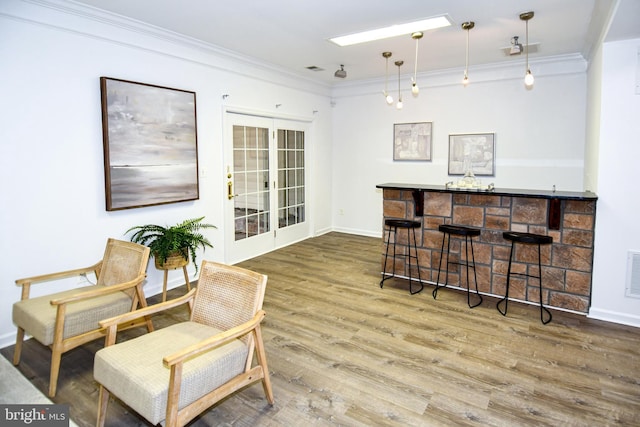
[379,185,597,313]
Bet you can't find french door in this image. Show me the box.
[224,113,309,263]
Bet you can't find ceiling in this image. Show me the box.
[71,0,639,85]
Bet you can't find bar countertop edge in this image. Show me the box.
[376,183,598,201]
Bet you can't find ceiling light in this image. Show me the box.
[461,21,474,86]
[411,32,422,97]
[395,60,404,110]
[520,11,534,88]
[329,15,452,46]
[334,64,347,78]
[382,52,393,105]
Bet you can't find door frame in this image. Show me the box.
[222,107,313,264]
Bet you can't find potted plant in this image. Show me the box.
[126,217,216,273]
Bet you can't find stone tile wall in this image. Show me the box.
[381,189,596,312]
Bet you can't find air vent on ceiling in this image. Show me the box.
[306,66,325,72]
[625,250,640,298]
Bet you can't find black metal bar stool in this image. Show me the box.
[433,224,483,308]
[380,218,423,295]
[497,231,553,324]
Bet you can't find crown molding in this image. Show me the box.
[331,53,588,99]
[3,0,331,96]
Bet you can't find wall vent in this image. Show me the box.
[625,250,640,298]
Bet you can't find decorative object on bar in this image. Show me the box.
[410,31,423,97]
[395,60,404,109]
[393,122,433,161]
[448,133,495,177]
[382,52,394,105]
[461,21,475,86]
[520,11,535,88]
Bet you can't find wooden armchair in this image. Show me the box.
[94,260,274,427]
[12,238,152,397]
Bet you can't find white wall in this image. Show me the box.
[2,2,639,352]
[330,59,588,236]
[589,38,640,327]
[0,0,333,347]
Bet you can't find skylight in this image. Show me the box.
[329,15,453,46]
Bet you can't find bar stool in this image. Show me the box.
[380,218,424,295]
[497,231,553,324]
[433,224,483,308]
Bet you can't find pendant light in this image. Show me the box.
[411,32,422,97]
[382,52,393,105]
[520,11,534,88]
[461,21,474,86]
[395,60,404,109]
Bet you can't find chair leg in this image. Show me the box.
[13,327,24,365]
[466,237,483,308]
[408,227,424,295]
[380,226,391,288]
[97,385,110,427]
[433,233,448,299]
[380,226,397,288]
[48,347,63,397]
[497,241,515,316]
[254,325,275,405]
[537,244,553,325]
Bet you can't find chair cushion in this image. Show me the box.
[12,286,133,346]
[94,321,249,425]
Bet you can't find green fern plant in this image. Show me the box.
[126,217,216,273]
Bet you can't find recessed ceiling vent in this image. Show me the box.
[625,250,640,298]
[306,66,325,72]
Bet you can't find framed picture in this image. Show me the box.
[100,77,199,211]
[448,133,495,176]
[393,122,432,161]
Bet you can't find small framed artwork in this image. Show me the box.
[100,77,199,211]
[448,133,495,176]
[393,122,432,161]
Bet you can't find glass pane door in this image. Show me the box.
[277,129,305,229]
[233,125,270,241]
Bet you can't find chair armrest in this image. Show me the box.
[99,288,197,330]
[49,273,147,306]
[163,310,266,368]
[15,262,101,287]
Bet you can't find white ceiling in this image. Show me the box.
[70,0,638,85]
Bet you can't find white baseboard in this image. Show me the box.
[588,307,640,328]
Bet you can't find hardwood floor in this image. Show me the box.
[2,232,640,426]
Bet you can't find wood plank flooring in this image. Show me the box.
[2,232,640,426]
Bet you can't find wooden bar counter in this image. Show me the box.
[376,183,598,313]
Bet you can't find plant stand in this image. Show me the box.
[155,254,191,302]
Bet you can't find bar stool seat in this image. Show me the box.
[380,218,423,295]
[433,224,483,308]
[498,231,553,324]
